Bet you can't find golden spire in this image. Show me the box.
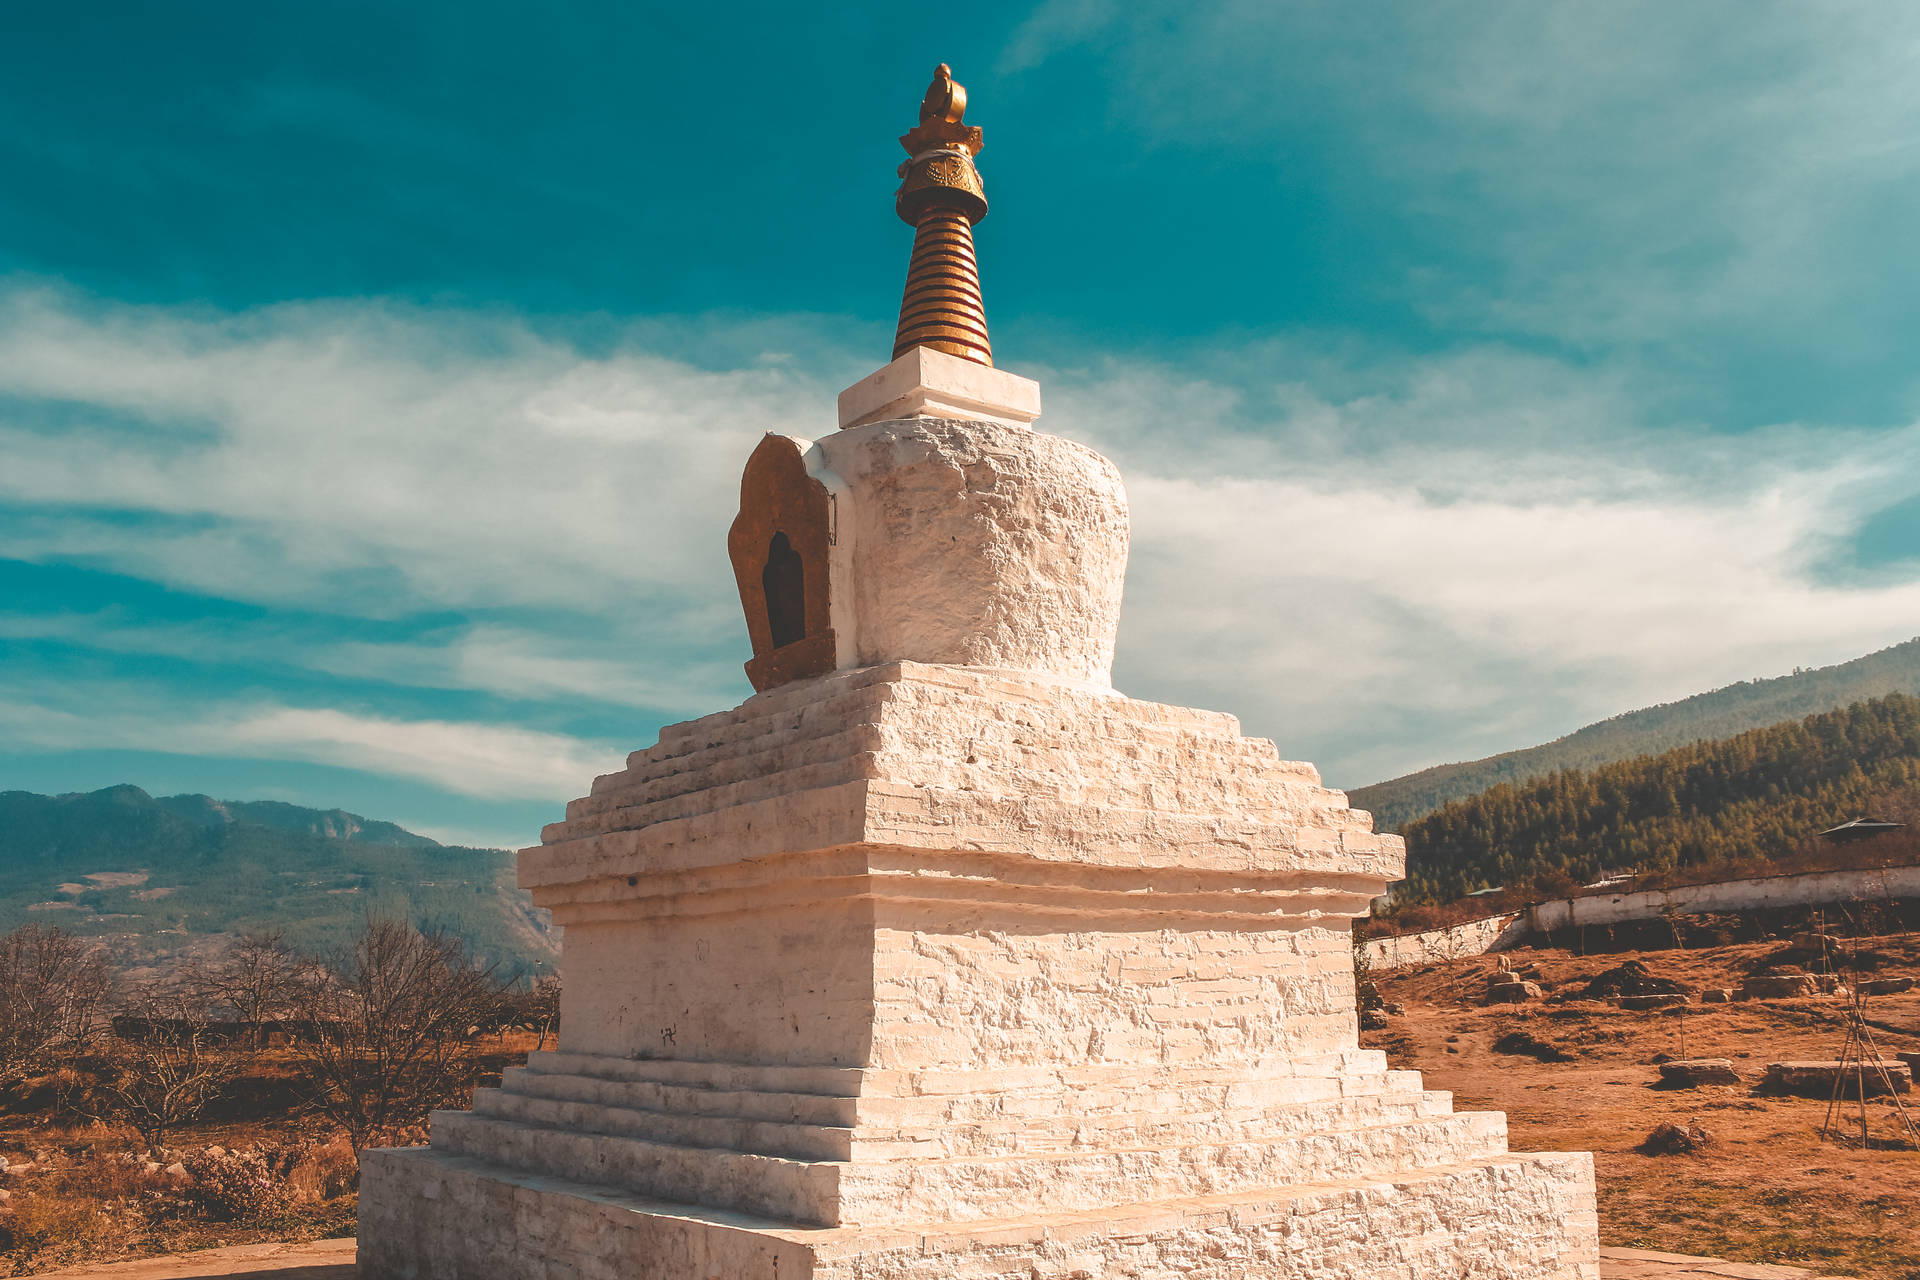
[891,64,992,367]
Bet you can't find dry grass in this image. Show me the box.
[1367,930,1920,1279]
[0,1033,539,1275]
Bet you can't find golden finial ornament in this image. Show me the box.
[891,63,993,367]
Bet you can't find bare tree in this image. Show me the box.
[202,930,298,1049]
[513,975,562,1052]
[288,917,509,1151]
[98,981,239,1149]
[0,923,112,1090]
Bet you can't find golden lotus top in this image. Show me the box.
[891,64,992,366]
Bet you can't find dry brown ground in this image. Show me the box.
[0,1035,544,1276]
[1366,933,1920,1280]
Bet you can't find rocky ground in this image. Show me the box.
[1364,930,1920,1280]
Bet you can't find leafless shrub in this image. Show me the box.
[282,1135,359,1202]
[180,1147,294,1221]
[287,917,510,1151]
[95,983,240,1148]
[512,974,562,1051]
[200,930,299,1050]
[0,924,112,1090]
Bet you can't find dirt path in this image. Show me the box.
[33,1240,1850,1279]
[37,1241,354,1278]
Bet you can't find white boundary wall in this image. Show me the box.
[1363,864,1920,969]
[1362,912,1528,970]
[1529,864,1920,932]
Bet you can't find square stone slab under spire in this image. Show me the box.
[838,345,1041,429]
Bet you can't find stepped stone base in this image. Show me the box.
[358,1145,1599,1280]
[357,663,1599,1277]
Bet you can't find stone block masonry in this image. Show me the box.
[360,663,1598,1278]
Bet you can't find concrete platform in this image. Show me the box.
[36,1241,1852,1279]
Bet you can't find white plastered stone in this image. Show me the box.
[837,346,1041,429]
[810,418,1128,687]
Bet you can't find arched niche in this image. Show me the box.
[727,434,837,691]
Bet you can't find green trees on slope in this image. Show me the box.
[1400,693,1920,904]
[1354,635,1920,831]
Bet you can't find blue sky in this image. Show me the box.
[4,1,1919,847]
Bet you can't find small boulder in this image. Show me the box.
[1360,1008,1390,1030]
[1581,959,1691,1000]
[1615,993,1690,1011]
[1737,973,1819,1000]
[1642,1120,1713,1155]
[1485,981,1544,1005]
[1763,1059,1912,1098]
[1860,976,1915,997]
[1492,1030,1575,1063]
[1658,1058,1742,1087]
[163,1161,190,1188]
[1699,988,1733,1004]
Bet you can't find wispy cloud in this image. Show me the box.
[3,285,1918,798]
[0,286,837,616]
[0,689,619,803]
[997,1,1920,364]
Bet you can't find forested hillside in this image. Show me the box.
[1353,635,1920,831]
[0,785,555,973]
[1400,694,1920,904]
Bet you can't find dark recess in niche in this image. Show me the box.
[763,532,806,648]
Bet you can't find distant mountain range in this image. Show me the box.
[1351,636,1920,833]
[0,785,555,975]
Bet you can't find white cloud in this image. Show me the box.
[4,286,1919,795]
[1028,343,1920,784]
[0,286,835,618]
[0,690,618,802]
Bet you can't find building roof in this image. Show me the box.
[1816,816,1906,843]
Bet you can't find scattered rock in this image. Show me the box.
[0,1187,9,1204]
[1642,1121,1713,1155]
[1360,1008,1390,1030]
[1484,980,1544,1005]
[1859,976,1915,997]
[1614,993,1690,1011]
[1658,1059,1742,1087]
[1737,973,1819,1000]
[203,1145,227,1158]
[1699,988,1733,1004]
[1385,1002,1407,1015]
[1493,1030,1575,1063]
[1762,1059,1913,1098]
[163,1161,191,1188]
[1581,959,1690,1000]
